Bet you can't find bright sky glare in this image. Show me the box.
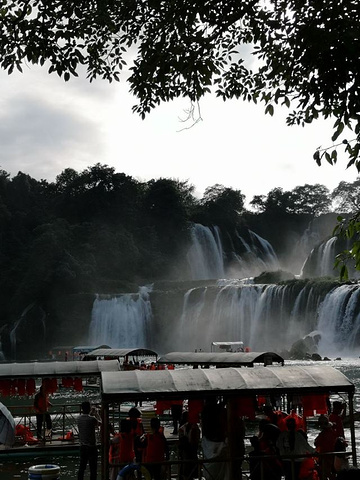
[0,65,357,205]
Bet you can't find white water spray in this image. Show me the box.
[89,286,153,348]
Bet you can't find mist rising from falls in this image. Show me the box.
[87,218,360,358]
[187,224,279,280]
[187,224,225,280]
[89,278,360,357]
[170,281,360,356]
[88,286,153,348]
[173,282,322,353]
[229,230,279,277]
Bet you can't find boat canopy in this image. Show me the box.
[72,345,111,355]
[157,351,284,367]
[0,360,120,379]
[99,365,357,479]
[83,348,158,361]
[101,364,354,402]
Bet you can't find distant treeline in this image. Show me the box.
[0,163,357,326]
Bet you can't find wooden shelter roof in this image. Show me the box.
[101,364,354,402]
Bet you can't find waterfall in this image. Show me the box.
[89,285,153,348]
[319,237,338,277]
[227,230,279,278]
[187,224,279,280]
[300,236,360,279]
[171,282,321,352]
[10,303,45,360]
[167,280,360,355]
[187,224,225,280]
[179,287,208,347]
[87,279,360,357]
[317,284,360,356]
[300,237,337,278]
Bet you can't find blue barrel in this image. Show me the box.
[28,464,60,479]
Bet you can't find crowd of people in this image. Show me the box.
[105,397,358,480]
[74,395,359,480]
[249,402,353,480]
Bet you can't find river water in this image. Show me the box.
[1,357,360,479]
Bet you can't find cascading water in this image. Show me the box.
[87,220,360,358]
[88,285,153,348]
[317,284,360,356]
[186,224,225,280]
[229,230,279,277]
[10,303,46,360]
[172,281,322,353]
[301,237,338,278]
[186,223,279,280]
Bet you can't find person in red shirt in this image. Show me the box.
[314,415,338,480]
[329,401,346,438]
[142,417,169,480]
[127,407,145,462]
[33,384,52,440]
[109,419,135,480]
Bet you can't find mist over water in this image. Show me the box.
[89,286,153,348]
[187,224,225,280]
[88,223,360,357]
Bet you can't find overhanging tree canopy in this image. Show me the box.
[1,1,359,166]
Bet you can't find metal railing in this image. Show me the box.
[9,403,97,444]
[108,449,356,480]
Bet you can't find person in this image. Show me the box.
[329,401,346,439]
[249,435,264,480]
[257,420,282,480]
[201,398,229,480]
[109,419,135,480]
[227,405,246,480]
[314,414,338,480]
[170,400,183,435]
[141,417,169,480]
[276,417,315,480]
[127,407,145,462]
[77,401,100,480]
[33,384,52,441]
[333,437,349,474]
[263,405,287,431]
[178,411,200,480]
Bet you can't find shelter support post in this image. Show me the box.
[227,397,244,480]
[348,392,357,467]
[101,402,110,480]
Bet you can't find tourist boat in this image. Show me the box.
[50,344,111,361]
[99,364,357,480]
[0,359,120,456]
[0,359,358,480]
[81,348,158,369]
[157,351,285,368]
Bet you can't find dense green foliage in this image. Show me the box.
[0,162,351,326]
[2,2,360,298]
[1,1,359,168]
[250,184,331,216]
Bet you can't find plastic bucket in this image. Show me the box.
[28,464,60,479]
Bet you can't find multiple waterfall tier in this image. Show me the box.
[88,223,360,357]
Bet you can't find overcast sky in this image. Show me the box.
[0,64,357,204]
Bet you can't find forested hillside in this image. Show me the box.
[0,163,357,359]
